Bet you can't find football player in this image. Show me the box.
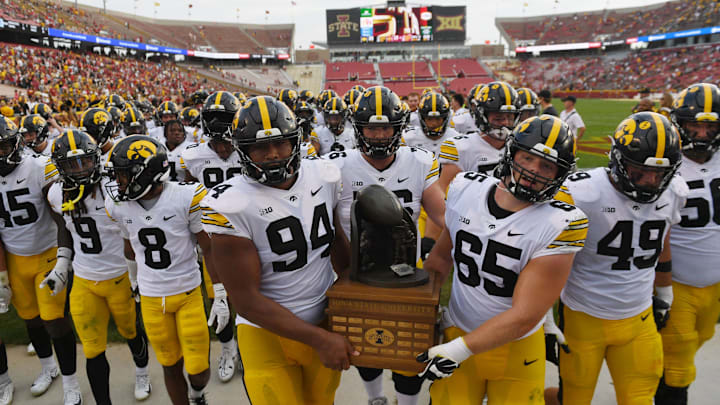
[327,86,446,405]
[121,107,148,136]
[149,101,180,141]
[79,107,116,165]
[105,135,226,405]
[163,120,192,182]
[403,91,461,157]
[137,100,156,132]
[293,100,320,158]
[48,130,152,404]
[654,83,720,405]
[437,81,519,193]
[18,114,52,156]
[515,88,542,123]
[0,117,82,404]
[30,103,63,139]
[277,88,298,111]
[315,96,355,155]
[417,115,585,404]
[201,96,355,405]
[180,107,205,144]
[343,88,362,114]
[315,89,339,127]
[181,91,241,383]
[546,112,686,405]
[189,90,210,111]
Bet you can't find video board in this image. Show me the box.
[360,7,433,43]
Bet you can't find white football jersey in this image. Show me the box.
[105,182,206,297]
[561,168,688,320]
[314,110,324,127]
[446,173,588,337]
[671,153,720,287]
[146,120,156,131]
[180,142,243,189]
[300,142,317,158]
[165,140,193,182]
[148,126,164,142]
[23,141,52,157]
[201,158,342,326]
[184,126,207,144]
[328,147,439,239]
[0,155,58,255]
[438,132,504,175]
[314,125,356,156]
[450,107,478,134]
[47,179,126,281]
[402,125,460,157]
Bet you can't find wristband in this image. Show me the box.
[212,283,227,300]
[656,261,672,273]
[57,246,73,260]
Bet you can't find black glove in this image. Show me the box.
[421,237,436,261]
[652,295,670,331]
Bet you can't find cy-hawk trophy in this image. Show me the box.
[326,185,440,372]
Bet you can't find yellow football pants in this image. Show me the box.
[6,247,66,320]
[140,286,209,374]
[660,280,720,387]
[559,303,663,405]
[237,324,341,405]
[70,273,137,358]
[430,326,545,405]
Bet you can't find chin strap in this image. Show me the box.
[61,184,85,212]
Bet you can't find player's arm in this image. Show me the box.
[421,180,446,230]
[330,209,350,278]
[210,233,357,370]
[39,184,73,296]
[184,171,199,183]
[653,231,673,330]
[575,126,586,140]
[422,226,453,282]
[0,239,11,313]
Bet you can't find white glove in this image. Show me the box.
[544,308,570,365]
[207,283,230,334]
[0,271,12,313]
[39,247,72,296]
[126,259,140,303]
[417,337,473,381]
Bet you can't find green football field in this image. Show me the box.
[554,98,639,169]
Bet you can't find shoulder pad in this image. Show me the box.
[308,157,342,183]
[46,182,62,210]
[203,179,250,215]
[403,145,434,165]
[669,174,689,199]
[322,149,350,164]
[565,169,601,203]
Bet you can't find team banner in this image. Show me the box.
[326,8,361,44]
[432,6,466,42]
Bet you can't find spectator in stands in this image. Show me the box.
[632,88,654,113]
[407,92,421,128]
[560,95,586,140]
[538,89,558,117]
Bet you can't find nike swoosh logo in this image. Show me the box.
[641,313,650,321]
[16,178,25,184]
[656,203,669,210]
[311,186,323,196]
[95,206,105,211]
[397,177,409,183]
[507,231,524,237]
[523,359,538,366]
[114,277,125,285]
[46,257,56,263]
[163,215,176,221]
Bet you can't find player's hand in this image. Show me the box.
[0,272,11,313]
[652,296,671,331]
[207,284,230,334]
[39,248,72,296]
[544,308,570,366]
[420,237,436,261]
[315,331,358,371]
[653,285,673,331]
[417,337,473,381]
[126,259,140,303]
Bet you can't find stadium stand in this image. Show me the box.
[497,0,720,46]
[431,58,490,79]
[0,43,219,101]
[491,42,720,93]
[379,61,433,81]
[325,81,376,95]
[325,61,376,82]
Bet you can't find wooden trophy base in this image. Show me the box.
[325,271,441,373]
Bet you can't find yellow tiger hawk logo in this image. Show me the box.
[32,115,46,127]
[614,118,637,146]
[127,140,157,161]
[4,117,17,131]
[94,111,109,126]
